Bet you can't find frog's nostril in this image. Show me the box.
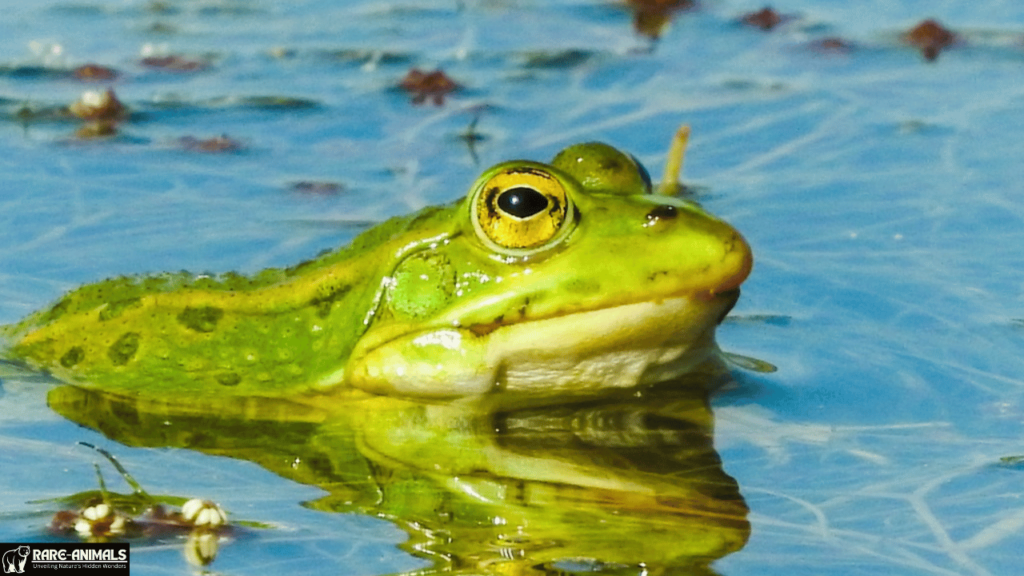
[645,204,678,222]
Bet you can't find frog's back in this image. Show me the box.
[2,204,452,397]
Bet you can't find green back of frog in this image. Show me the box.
[2,204,454,397]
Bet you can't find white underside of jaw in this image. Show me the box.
[348,294,730,399]
[484,295,724,396]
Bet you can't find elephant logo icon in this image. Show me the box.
[1,546,29,574]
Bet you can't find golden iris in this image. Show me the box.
[472,167,570,251]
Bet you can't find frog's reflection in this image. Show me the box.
[48,371,749,575]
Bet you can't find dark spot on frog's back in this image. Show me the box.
[60,346,85,368]
[311,283,351,318]
[216,372,241,387]
[177,306,224,333]
[108,332,140,366]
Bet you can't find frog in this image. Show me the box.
[1,138,752,400]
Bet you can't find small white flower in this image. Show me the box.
[74,519,94,537]
[80,90,105,107]
[74,503,128,537]
[82,503,110,522]
[182,499,227,528]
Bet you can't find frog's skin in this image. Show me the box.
[2,142,751,399]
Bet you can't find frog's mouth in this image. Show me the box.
[347,288,741,400]
[485,288,740,392]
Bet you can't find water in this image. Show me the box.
[1,1,1022,575]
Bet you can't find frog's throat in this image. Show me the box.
[341,292,736,399]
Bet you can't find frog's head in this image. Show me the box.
[346,143,752,399]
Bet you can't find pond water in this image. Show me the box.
[0,1,1022,575]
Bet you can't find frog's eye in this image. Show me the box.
[471,166,574,253]
[550,142,651,196]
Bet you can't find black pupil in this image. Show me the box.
[497,187,549,218]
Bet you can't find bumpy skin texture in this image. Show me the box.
[3,205,451,396]
[3,143,751,399]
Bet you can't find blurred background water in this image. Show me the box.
[0,0,1022,575]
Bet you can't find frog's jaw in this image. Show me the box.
[346,290,737,400]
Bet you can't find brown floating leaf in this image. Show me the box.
[399,68,459,105]
[626,0,696,39]
[741,7,791,31]
[809,37,855,54]
[904,19,957,61]
[178,135,244,153]
[141,55,209,72]
[74,63,120,81]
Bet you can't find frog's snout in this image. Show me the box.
[714,231,753,294]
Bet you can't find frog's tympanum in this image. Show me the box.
[3,141,751,400]
[48,379,750,574]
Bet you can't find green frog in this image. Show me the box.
[2,139,752,400]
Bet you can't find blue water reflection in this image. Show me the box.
[1,1,1022,575]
